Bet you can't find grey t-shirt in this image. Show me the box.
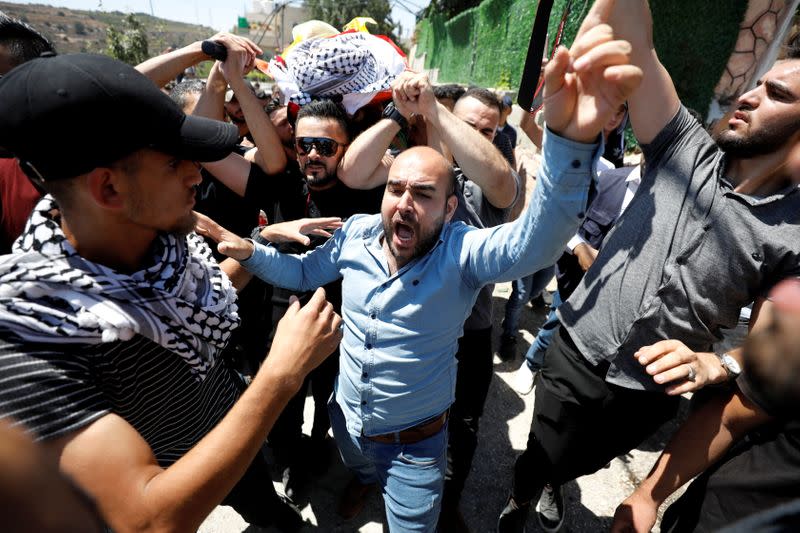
[559,106,800,390]
[453,168,522,330]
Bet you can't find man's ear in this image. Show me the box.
[444,194,458,222]
[85,167,125,210]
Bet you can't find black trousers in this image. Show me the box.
[444,326,494,502]
[512,327,680,503]
[220,450,285,527]
[269,348,339,465]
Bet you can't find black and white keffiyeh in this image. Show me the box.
[0,196,239,380]
[269,31,406,114]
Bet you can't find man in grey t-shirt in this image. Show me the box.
[498,1,800,531]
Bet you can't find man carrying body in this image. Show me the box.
[202,22,641,529]
[0,53,341,532]
[498,1,800,530]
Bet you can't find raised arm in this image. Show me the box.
[518,107,544,149]
[579,0,681,144]
[135,41,208,88]
[194,61,227,121]
[610,387,771,533]
[393,72,517,209]
[45,289,341,533]
[459,4,642,285]
[336,116,398,190]
[217,43,287,174]
[136,32,262,90]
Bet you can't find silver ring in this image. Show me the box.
[686,365,697,382]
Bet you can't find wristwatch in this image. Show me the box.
[717,352,742,379]
[250,225,270,246]
[382,102,409,131]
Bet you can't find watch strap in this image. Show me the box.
[383,102,409,131]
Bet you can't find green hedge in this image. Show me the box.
[416,0,747,117]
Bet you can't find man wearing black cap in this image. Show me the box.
[0,53,342,532]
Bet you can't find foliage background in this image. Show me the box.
[415,0,748,117]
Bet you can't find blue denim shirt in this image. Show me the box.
[241,129,600,436]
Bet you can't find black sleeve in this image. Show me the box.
[737,370,794,420]
[0,336,110,441]
[242,163,280,211]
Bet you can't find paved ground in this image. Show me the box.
[199,284,689,533]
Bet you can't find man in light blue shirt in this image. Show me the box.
[206,24,642,530]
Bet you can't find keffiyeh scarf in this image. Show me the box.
[269,31,406,114]
[0,196,239,380]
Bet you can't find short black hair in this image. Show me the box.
[265,97,283,116]
[0,12,55,69]
[458,87,502,116]
[169,79,206,111]
[433,83,465,102]
[296,99,350,141]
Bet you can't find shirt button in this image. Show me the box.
[361,400,367,405]
[577,212,585,218]
[571,159,581,168]
[751,252,763,262]
[362,372,368,378]
[370,313,376,319]
[676,256,686,265]
[366,343,372,350]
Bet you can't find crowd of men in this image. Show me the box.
[0,1,798,532]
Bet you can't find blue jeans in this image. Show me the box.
[329,397,447,532]
[502,265,555,336]
[525,289,562,370]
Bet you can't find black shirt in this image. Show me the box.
[661,373,800,532]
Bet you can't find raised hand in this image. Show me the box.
[210,32,262,79]
[194,211,255,261]
[391,71,438,119]
[259,217,344,246]
[543,0,642,143]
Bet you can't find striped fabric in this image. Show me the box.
[0,333,241,466]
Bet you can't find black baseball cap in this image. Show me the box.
[0,53,239,181]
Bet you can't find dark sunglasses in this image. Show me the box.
[294,136,345,157]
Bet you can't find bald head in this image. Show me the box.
[381,146,459,270]
[391,146,457,196]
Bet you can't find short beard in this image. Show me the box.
[302,162,337,189]
[714,119,799,158]
[172,210,197,236]
[382,214,445,263]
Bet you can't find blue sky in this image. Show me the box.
[7,0,425,38]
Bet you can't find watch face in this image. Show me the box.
[722,354,742,375]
